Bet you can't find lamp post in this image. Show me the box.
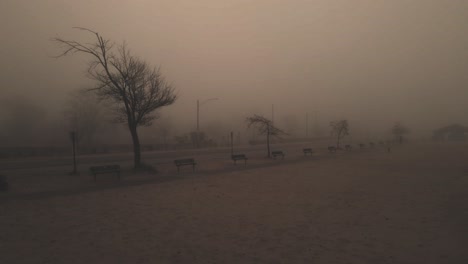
[196,98,218,148]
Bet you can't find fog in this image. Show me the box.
[2,0,468,148]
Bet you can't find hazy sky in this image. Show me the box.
[1,0,468,138]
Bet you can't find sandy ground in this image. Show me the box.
[1,143,467,263]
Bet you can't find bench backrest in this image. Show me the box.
[174,158,195,165]
[232,154,246,159]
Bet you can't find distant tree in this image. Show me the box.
[0,96,47,146]
[330,120,349,149]
[391,122,409,144]
[174,134,190,145]
[54,28,177,168]
[152,115,174,148]
[246,114,287,158]
[63,89,103,152]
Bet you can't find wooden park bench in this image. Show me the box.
[359,143,365,149]
[231,154,248,165]
[345,144,352,151]
[174,158,196,173]
[89,165,121,181]
[303,148,314,156]
[271,151,285,159]
[328,146,337,153]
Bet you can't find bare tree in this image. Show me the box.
[391,122,409,144]
[330,120,349,149]
[246,114,287,158]
[54,28,177,168]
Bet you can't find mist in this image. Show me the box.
[2,0,468,147]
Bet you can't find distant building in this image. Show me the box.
[433,124,468,141]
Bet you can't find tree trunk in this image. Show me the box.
[129,125,141,168]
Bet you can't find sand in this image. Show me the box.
[1,143,467,263]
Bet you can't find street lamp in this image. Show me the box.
[196,98,218,147]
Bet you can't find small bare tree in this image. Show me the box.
[54,28,177,168]
[246,114,287,158]
[391,122,409,144]
[330,120,349,149]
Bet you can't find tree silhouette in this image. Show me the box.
[246,114,287,158]
[54,28,177,168]
[330,120,349,149]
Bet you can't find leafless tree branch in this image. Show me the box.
[53,28,177,168]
